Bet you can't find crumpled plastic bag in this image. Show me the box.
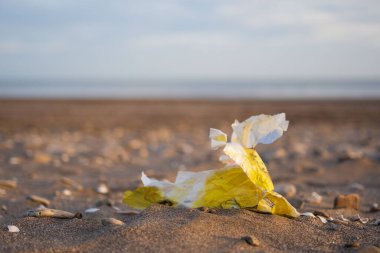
[123,113,299,218]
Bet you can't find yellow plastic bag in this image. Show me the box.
[123,113,299,218]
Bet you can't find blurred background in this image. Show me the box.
[1,0,380,99]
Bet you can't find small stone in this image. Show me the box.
[358,246,380,253]
[275,183,297,198]
[305,192,323,204]
[197,207,216,214]
[241,235,260,246]
[369,203,380,212]
[9,157,21,165]
[97,183,109,194]
[27,195,51,206]
[333,194,360,210]
[313,210,330,218]
[101,218,124,226]
[338,147,363,162]
[345,242,360,248]
[7,225,20,233]
[62,189,72,196]
[1,205,8,212]
[0,189,6,196]
[372,219,380,226]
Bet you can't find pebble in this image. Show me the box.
[358,246,380,253]
[62,189,72,196]
[275,183,297,198]
[349,214,369,224]
[0,189,6,196]
[0,179,18,188]
[372,219,380,226]
[1,205,8,212]
[27,195,51,206]
[369,203,380,212]
[305,192,323,204]
[7,225,20,233]
[9,157,21,165]
[241,235,260,246]
[313,210,329,218]
[334,194,360,210]
[97,183,109,194]
[101,218,125,226]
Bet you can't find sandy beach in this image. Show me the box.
[0,99,379,253]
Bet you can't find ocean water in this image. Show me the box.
[0,79,379,99]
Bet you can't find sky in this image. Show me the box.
[1,0,380,80]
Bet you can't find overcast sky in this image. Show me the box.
[1,0,380,79]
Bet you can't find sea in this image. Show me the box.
[0,79,379,99]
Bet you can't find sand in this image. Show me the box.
[0,99,379,253]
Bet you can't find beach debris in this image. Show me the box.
[329,217,349,225]
[7,225,20,233]
[357,246,380,253]
[318,216,328,223]
[101,218,124,226]
[348,183,365,192]
[274,183,296,198]
[337,214,349,222]
[345,242,360,248]
[97,183,109,194]
[24,207,82,219]
[33,152,52,164]
[123,114,299,218]
[0,179,18,188]
[305,192,323,204]
[334,194,360,210]
[313,210,329,218]
[27,195,51,206]
[349,214,369,224]
[60,177,83,191]
[9,157,21,165]
[369,203,380,212]
[62,189,72,196]
[300,212,315,218]
[241,235,260,246]
[338,147,363,162]
[85,208,100,213]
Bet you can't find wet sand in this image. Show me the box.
[0,99,379,253]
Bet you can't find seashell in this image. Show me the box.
[85,208,100,213]
[0,179,17,188]
[300,212,315,217]
[24,208,82,219]
[317,216,328,223]
[7,225,20,233]
[101,218,124,226]
[27,195,50,206]
[97,184,109,194]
